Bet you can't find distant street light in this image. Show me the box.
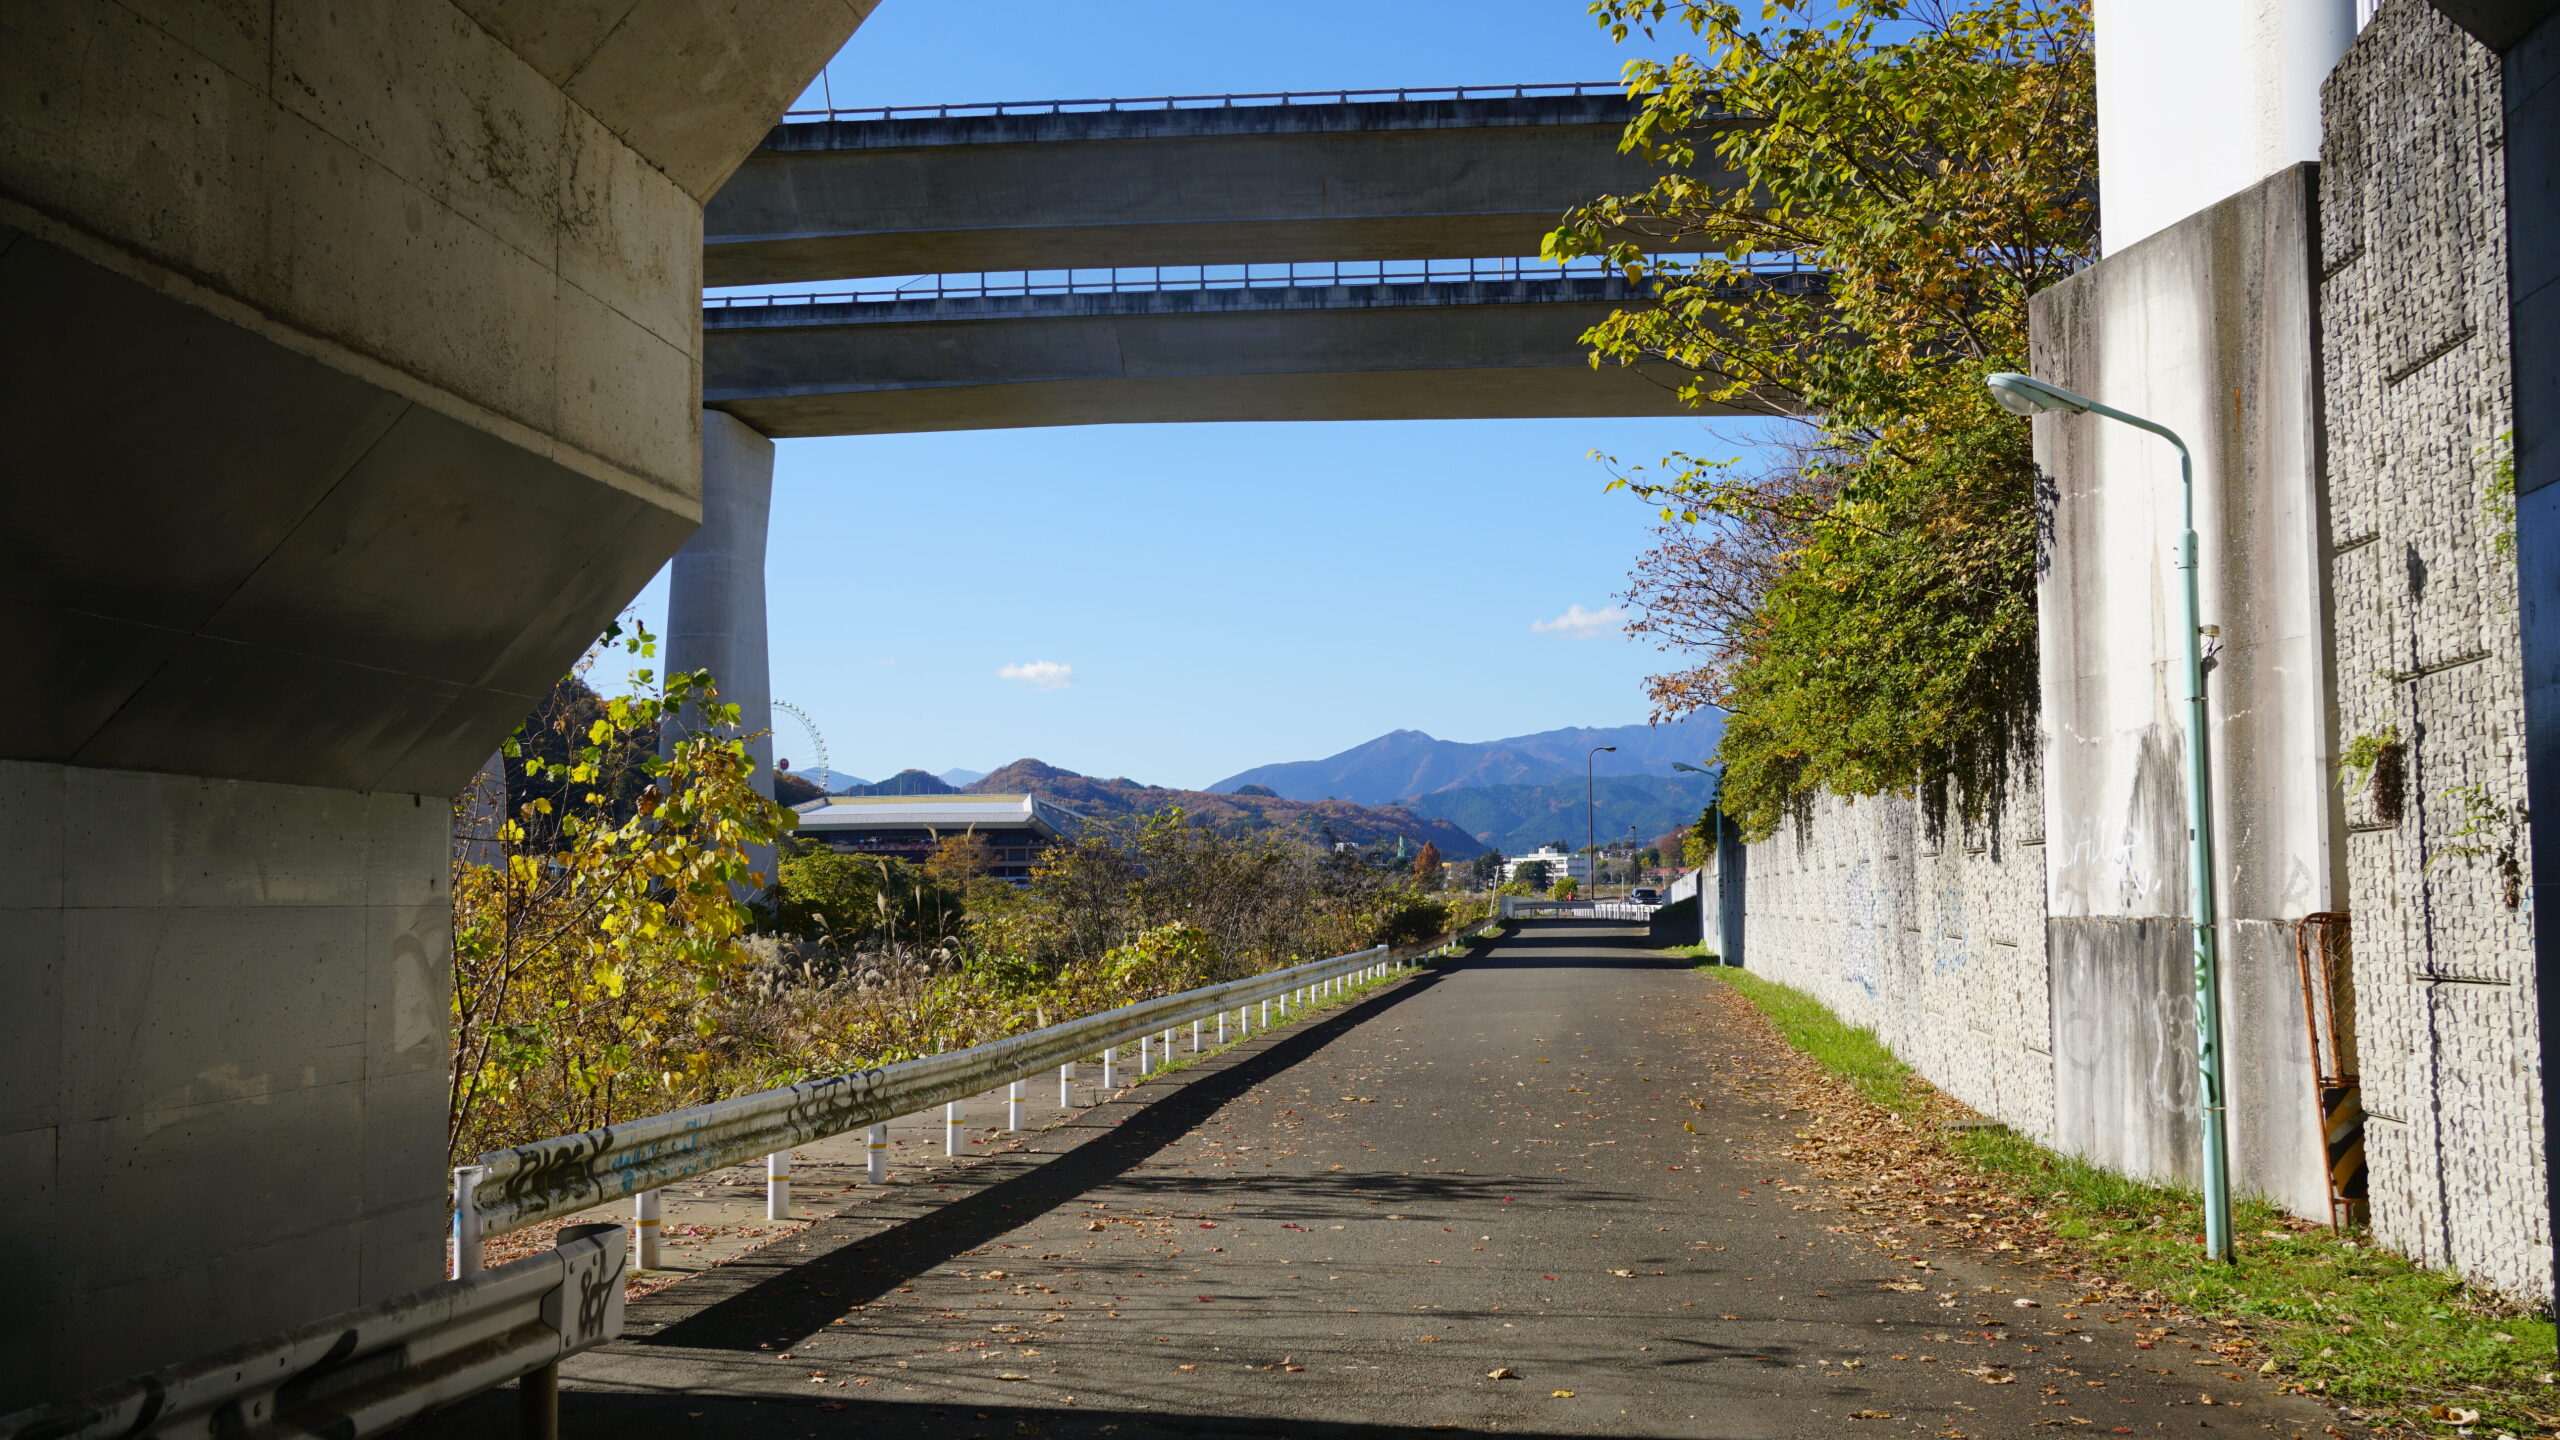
[1987,370,2232,1266]
[1672,760,1721,948]
[1587,746,1616,897]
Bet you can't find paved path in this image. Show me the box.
[420,922,2333,1439]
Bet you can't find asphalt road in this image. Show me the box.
[415,921,2335,1439]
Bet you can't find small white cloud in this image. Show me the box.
[999,660,1074,690]
[1530,603,1628,640]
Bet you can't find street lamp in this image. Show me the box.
[1986,370,2233,1265]
[1672,761,1720,950]
[1587,745,1616,897]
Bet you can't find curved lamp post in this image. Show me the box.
[1673,760,1720,950]
[1987,371,2232,1265]
[1587,745,1616,897]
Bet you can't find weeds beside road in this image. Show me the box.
[1684,953,2557,1437]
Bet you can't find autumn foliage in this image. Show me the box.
[1550,0,2096,835]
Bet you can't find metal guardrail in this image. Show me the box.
[781,82,1628,125]
[1,1226,626,1440]
[700,257,1823,311]
[454,934,1488,1263]
[1498,896,1662,921]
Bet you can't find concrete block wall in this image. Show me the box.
[2321,0,2549,1303]
[1738,771,2056,1143]
[0,760,452,1407]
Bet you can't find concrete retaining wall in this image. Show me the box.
[1736,775,2055,1143]
[2320,0,2548,1302]
[1726,1,2550,1303]
[2028,162,2337,1223]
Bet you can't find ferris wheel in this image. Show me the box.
[771,700,829,781]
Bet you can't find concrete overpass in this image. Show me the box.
[661,262,1795,799]
[697,266,1788,436]
[703,85,1745,285]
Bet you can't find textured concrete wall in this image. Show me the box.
[2028,165,2337,1221]
[0,760,451,1406]
[1736,775,2056,1142]
[2321,0,2549,1302]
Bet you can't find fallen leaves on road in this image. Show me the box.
[1487,1368,1516,1380]
[1550,1389,1576,1398]
[1848,1410,1895,1421]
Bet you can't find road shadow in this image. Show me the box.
[1446,924,1691,969]
[420,1388,1777,1439]
[630,973,1457,1353]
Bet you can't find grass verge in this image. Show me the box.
[1688,955,2557,1437]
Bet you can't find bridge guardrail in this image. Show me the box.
[454,930,1487,1263]
[781,82,1629,125]
[703,256,1824,311]
[0,1226,626,1440]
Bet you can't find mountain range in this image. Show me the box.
[1208,715,1725,805]
[1402,772,1718,857]
[958,759,1485,857]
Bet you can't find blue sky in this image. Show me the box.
[616,0,1766,790]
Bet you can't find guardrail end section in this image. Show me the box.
[0,1226,629,1440]
[548,1223,629,1355]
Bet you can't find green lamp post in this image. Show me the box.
[1987,371,2233,1265]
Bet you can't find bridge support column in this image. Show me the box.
[666,410,780,884]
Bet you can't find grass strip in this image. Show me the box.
[1682,953,2557,1436]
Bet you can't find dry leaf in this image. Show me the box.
[1550,1389,1576,1399]
[1848,1410,1895,1420]
[1487,1368,1516,1380]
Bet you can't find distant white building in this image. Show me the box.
[1502,846,1590,885]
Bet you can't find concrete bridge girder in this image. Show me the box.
[705,97,1748,285]
[700,279,1744,437]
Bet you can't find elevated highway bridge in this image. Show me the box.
[697,263,1798,436]
[703,84,1742,285]
[667,91,1766,821]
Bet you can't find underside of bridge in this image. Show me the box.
[0,0,868,1408]
[702,278,1728,436]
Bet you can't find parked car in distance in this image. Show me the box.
[1629,887,1661,905]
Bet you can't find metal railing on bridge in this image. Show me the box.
[701,256,1824,311]
[781,81,1629,125]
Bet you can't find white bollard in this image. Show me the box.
[1239,1005,1251,1036]
[867,1122,888,1184]
[1060,1060,1075,1108]
[634,1187,663,1269]
[1162,1027,1174,1060]
[449,1164,490,1279]
[1192,1019,1202,1052]
[1218,1011,1229,1043]
[945,1100,964,1156]
[1102,1046,1118,1089]
[766,1151,791,1220]
[1140,1033,1153,1075]
[1261,998,1272,1029]
[1008,1080,1026,1131]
